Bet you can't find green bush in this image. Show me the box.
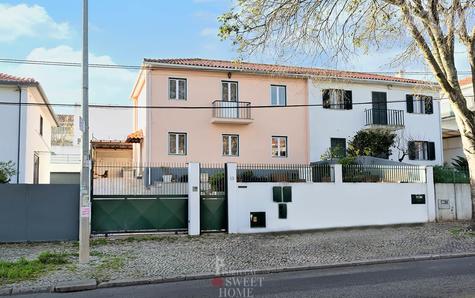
[0,161,16,184]
[209,172,225,192]
[433,166,469,183]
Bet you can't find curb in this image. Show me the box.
[1,252,474,296]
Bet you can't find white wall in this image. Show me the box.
[231,181,430,233]
[308,80,442,166]
[0,86,23,183]
[23,87,56,184]
[435,183,472,221]
[0,85,55,184]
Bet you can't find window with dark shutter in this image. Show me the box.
[322,89,330,108]
[408,141,416,160]
[406,95,414,113]
[428,142,436,160]
[424,96,434,114]
[344,90,352,110]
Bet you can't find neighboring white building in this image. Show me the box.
[440,77,473,165]
[0,73,58,184]
[50,112,82,184]
[308,79,442,165]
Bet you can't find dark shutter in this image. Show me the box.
[322,89,330,109]
[406,95,414,113]
[427,142,436,160]
[344,90,353,110]
[283,186,292,202]
[273,187,282,202]
[278,204,287,219]
[408,141,416,160]
[425,96,433,114]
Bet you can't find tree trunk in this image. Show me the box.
[457,122,475,228]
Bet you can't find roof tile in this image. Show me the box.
[144,58,435,85]
[0,73,37,85]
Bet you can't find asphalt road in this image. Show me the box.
[19,256,475,298]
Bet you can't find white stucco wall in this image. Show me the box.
[231,181,430,233]
[308,80,442,166]
[435,183,472,221]
[0,85,55,184]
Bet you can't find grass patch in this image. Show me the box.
[91,238,108,246]
[92,255,126,282]
[0,251,69,285]
[449,227,475,237]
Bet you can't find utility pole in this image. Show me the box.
[79,0,90,263]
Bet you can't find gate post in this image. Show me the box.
[226,163,238,233]
[188,163,200,235]
[426,166,436,222]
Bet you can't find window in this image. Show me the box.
[271,85,286,106]
[222,81,238,102]
[272,136,287,157]
[168,133,187,155]
[322,89,352,110]
[39,116,43,136]
[33,153,39,184]
[169,78,187,100]
[330,138,347,157]
[408,141,435,160]
[223,134,239,156]
[406,95,433,114]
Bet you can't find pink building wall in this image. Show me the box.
[132,68,309,164]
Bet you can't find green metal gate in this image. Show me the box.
[91,162,189,234]
[200,164,227,232]
[91,196,187,233]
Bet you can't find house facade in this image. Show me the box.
[440,77,473,165]
[130,59,442,167]
[0,73,58,184]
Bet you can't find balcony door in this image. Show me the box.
[222,81,238,118]
[372,92,387,125]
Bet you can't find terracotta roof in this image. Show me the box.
[144,58,435,85]
[459,76,472,86]
[125,129,143,143]
[0,73,37,85]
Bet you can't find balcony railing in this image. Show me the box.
[51,154,81,164]
[211,100,252,124]
[365,109,404,128]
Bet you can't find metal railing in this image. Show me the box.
[342,164,426,183]
[365,109,404,127]
[51,154,81,164]
[200,163,226,196]
[237,164,320,183]
[92,162,188,196]
[212,100,251,119]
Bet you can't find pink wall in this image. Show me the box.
[134,68,309,164]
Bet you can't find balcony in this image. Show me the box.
[364,109,404,129]
[211,100,253,125]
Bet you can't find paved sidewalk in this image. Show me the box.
[1,222,474,291]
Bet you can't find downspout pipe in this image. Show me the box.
[16,86,21,183]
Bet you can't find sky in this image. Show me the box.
[0,0,471,109]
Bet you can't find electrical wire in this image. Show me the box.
[0,96,471,110]
[0,58,472,76]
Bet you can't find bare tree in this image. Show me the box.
[219,0,475,225]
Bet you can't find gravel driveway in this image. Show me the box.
[1,222,474,290]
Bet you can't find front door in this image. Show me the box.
[372,92,387,125]
[222,81,238,118]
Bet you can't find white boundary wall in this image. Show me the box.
[228,164,435,234]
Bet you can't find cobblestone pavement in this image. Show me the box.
[1,222,474,290]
